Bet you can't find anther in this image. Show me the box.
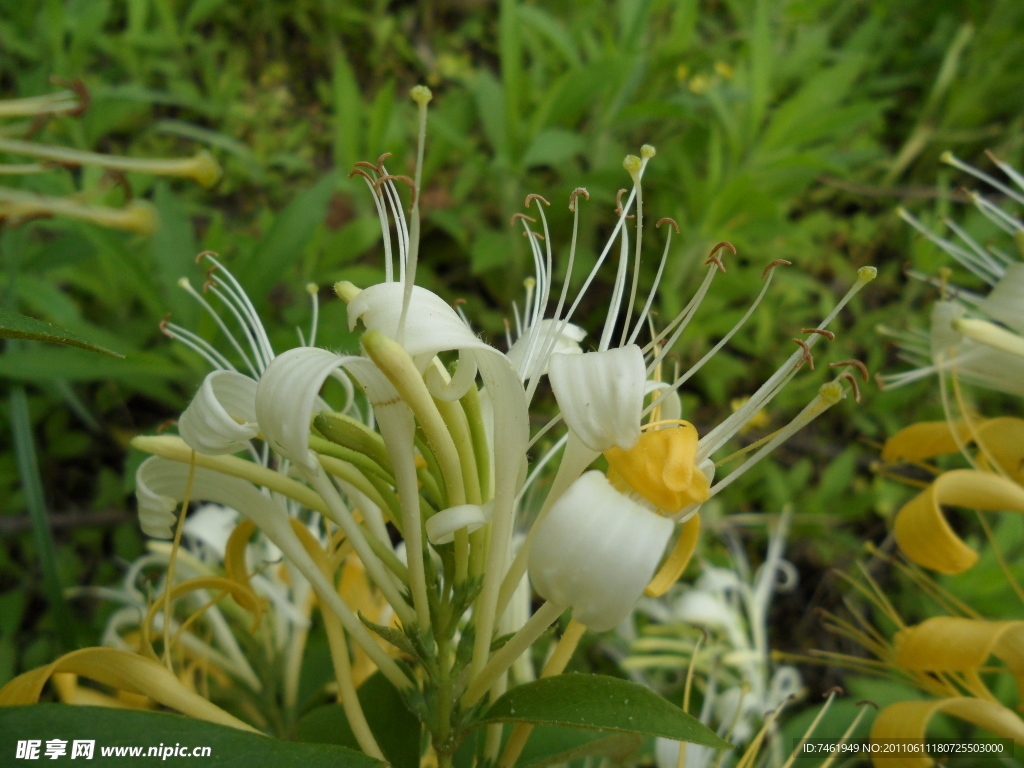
[568,187,589,211]
[856,700,880,710]
[837,372,861,402]
[453,298,466,307]
[791,338,814,370]
[156,419,178,434]
[50,76,89,117]
[510,213,536,226]
[824,686,845,698]
[761,259,791,279]
[375,152,393,174]
[614,189,635,219]
[348,168,377,187]
[353,161,378,171]
[525,193,550,208]
[194,250,219,264]
[802,328,835,341]
[373,174,417,206]
[522,231,545,241]
[829,359,869,382]
[703,241,735,273]
[159,314,173,336]
[656,217,680,233]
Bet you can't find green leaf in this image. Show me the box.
[0,308,122,357]
[0,704,382,766]
[521,128,585,168]
[515,725,642,767]
[475,674,728,748]
[296,672,420,768]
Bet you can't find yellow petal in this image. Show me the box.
[605,423,708,514]
[870,697,1024,768]
[644,514,700,597]
[0,647,258,732]
[894,469,1024,574]
[895,617,1024,696]
[224,519,258,589]
[882,420,971,463]
[975,417,1024,484]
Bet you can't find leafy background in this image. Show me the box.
[0,0,1022,745]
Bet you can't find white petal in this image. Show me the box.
[980,261,1024,334]
[528,470,673,632]
[548,345,646,452]
[425,502,492,545]
[255,347,369,469]
[178,370,259,455]
[930,300,1024,396]
[644,379,682,422]
[506,320,586,380]
[182,504,238,560]
[348,283,478,359]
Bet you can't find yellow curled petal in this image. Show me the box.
[894,469,1024,574]
[975,417,1024,484]
[0,647,258,732]
[882,420,971,463]
[871,698,1024,768]
[224,519,258,589]
[645,515,701,597]
[895,617,1024,671]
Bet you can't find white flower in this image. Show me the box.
[883,152,1024,395]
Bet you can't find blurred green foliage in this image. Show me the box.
[0,0,1022,727]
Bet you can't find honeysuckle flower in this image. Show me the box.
[882,152,1024,396]
[7,85,877,765]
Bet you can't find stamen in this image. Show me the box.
[837,372,861,402]
[375,152,393,174]
[642,263,719,357]
[353,171,394,281]
[967,190,1024,236]
[802,328,835,341]
[829,359,869,382]
[598,224,630,351]
[373,174,417,205]
[164,321,236,372]
[986,149,1024,193]
[521,230,544,241]
[510,213,536,226]
[524,193,550,207]
[395,87,431,346]
[568,187,589,211]
[941,151,1024,206]
[656,217,679,233]
[619,153,648,348]
[943,217,1006,277]
[898,207,999,285]
[504,318,513,349]
[790,339,814,370]
[177,277,258,377]
[762,259,791,279]
[353,161,379,171]
[626,223,673,346]
[703,241,734,273]
[306,283,320,347]
[348,168,377,186]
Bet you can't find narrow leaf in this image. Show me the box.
[0,308,122,357]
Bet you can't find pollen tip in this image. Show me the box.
[524,277,536,290]
[177,277,190,289]
[939,150,955,164]
[623,155,642,175]
[819,381,844,405]
[410,85,433,106]
[190,150,222,188]
[857,266,877,283]
[306,282,318,295]
[640,144,656,159]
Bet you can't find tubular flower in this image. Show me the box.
[882,152,1024,396]
[1,85,873,763]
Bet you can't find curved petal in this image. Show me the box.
[645,380,681,422]
[548,345,646,452]
[976,417,1024,484]
[425,502,492,545]
[894,616,1024,694]
[894,469,1024,574]
[882,420,971,463]
[0,647,257,732]
[981,262,1024,335]
[348,283,475,359]
[255,347,367,469]
[528,470,673,632]
[506,319,586,380]
[870,698,1024,768]
[178,370,259,455]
